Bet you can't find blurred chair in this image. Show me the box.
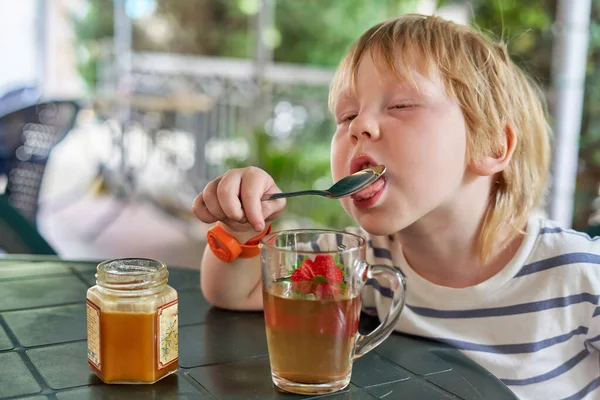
[0,87,80,225]
[0,195,56,254]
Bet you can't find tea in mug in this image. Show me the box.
[263,281,361,384]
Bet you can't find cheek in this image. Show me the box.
[430,115,468,171]
[389,118,467,186]
[422,135,466,172]
[411,109,467,169]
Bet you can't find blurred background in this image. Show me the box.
[0,0,596,269]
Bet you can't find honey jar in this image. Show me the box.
[86,258,178,384]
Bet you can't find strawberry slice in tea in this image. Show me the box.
[290,255,345,299]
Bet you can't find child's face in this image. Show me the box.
[330,53,469,236]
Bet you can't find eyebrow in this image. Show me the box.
[332,90,355,110]
[336,88,355,100]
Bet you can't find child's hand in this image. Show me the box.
[192,167,286,233]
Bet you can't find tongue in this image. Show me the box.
[351,178,385,200]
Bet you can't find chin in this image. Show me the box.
[351,213,402,237]
[358,222,398,237]
[340,198,413,237]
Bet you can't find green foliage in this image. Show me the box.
[273,0,421,66]
[135,0,252,57]
[72,0,113,90]
[73,0,253,89]
[469,0,554,85]
[73,0,425,88]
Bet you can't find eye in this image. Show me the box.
[337,114,357,124]
[389,103,414,110]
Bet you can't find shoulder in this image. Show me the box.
[532,217,600,255]
[522,217,600,289]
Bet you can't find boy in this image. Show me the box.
[193,14,600,399]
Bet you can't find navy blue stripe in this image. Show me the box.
[515,253,600,277]
[407,293,599,319]
[539,226,598,241]
[368,241,392,260]
[502,349,590,386]
[560,377,600,400]
[594,307,600,318]
[335,234,343,248]
[433,326,588,354]
[310,241,320,252]
[539,227,565,235]
[365,278,394,298]
[587,334,600,345]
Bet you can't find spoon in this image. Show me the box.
[261,165,386,201]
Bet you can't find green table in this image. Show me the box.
[0,256,517,399]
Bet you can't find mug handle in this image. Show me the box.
[354,263,407,359]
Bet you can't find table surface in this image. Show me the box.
[0,256,518,400]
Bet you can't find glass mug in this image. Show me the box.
[260,229,406,395]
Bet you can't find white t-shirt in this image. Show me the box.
[354,217,600,400]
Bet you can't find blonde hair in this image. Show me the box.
[329,14,551,261]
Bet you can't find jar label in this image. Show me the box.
[86,299,101,371]
[157,299,178,369]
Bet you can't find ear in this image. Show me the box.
[469,124,517,176]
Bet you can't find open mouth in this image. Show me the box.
[349,154,380,175]
[349,154,386,207]
[351,177,386,201]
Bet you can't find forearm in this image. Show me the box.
[200,230,264,311]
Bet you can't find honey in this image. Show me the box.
[86,258,178,384]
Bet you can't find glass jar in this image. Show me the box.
[86,258,179,384]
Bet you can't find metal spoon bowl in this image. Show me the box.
[261,165,386,201]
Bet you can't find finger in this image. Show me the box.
[202,178,228,221]
[239,168,271,231]
[265,206,285,223]
[192,192,218,224]
[217,171,247,223]
[221,218,253,231]
[262,187,286,222]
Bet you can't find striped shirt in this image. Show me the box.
[352,217,600,400]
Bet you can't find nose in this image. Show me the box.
[349,113,381,142]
